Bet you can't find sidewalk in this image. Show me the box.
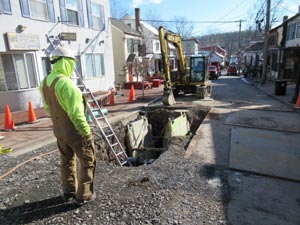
[242,76,299,112]
[0,86,163,156]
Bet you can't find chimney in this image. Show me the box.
[135,8,140,32]
[283,16,288,22]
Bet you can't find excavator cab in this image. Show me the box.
[189,56,207,83]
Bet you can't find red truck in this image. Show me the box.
[209,61,221,76]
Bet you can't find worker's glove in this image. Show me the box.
[82,133,94,149]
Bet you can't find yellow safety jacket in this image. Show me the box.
[39,57,90,137]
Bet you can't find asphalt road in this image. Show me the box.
[185,75,300,225]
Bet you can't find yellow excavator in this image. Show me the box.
[158,26,211,105]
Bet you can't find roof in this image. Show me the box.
[243,42,264,52]
[199,46,227,56]
[183,38,200,44]
[126,53,137,64]
[122,14,158,36]
[111,18,141,37]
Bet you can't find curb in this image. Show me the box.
[242,77,300,114]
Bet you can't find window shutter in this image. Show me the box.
[100,5,105,30]
[78,0,84,27]
[19,0,30,18]
[46,0,55,22]
[0,0,12,15]
[59,0,67,24]
[86,0,92,28]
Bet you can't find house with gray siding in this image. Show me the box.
[0,0,115,113]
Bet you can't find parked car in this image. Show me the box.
[227,64,238,75]
[208,65,219,80]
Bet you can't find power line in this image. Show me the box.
[140,19,246,24]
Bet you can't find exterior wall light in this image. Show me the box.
[18,25,27,32]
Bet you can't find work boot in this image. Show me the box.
[74,193,96,206]
[62,193,76,202]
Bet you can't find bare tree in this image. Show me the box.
[169,17,194,39]
[110,0,131,19]
[143,9,166,29]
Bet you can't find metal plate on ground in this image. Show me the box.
[229,126,300,181]
[225,110,300,133]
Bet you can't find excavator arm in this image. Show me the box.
[158,26,186,105]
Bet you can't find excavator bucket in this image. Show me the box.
[162,88,176,106]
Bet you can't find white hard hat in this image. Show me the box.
[51,46,76,60]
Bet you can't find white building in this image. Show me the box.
[0,0,115,113]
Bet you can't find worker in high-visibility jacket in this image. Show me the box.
[39,46,96,206]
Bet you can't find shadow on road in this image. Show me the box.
[0,196,78,224]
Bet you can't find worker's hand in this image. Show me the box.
[82,133,94,149]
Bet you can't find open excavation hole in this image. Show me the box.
[94,105,209,166]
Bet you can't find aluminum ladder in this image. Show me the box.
[73,72,130,166]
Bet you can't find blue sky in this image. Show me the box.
[110,0,300,35]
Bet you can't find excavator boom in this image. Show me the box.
[158,26,180,105]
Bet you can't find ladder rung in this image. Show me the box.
[91,108,101,112]
[120,160,129,166]
[116,151,124,157]
[111,143,118,147]
[106,134,113,138]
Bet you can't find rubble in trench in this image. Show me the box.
[94,105,210,165]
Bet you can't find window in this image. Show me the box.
[155,41,160,52]
[127,39,140,54]
[66,0,79,25]
[0,0,12,14]
[0,53,37,91]
[41,57,51,78]
[85,53,105,78]
[287,23,296,40]
[20,0,55,22]
[86,0,105,30]
[60,0,84,27]
[296,22,300,38]
[30,0,48,20]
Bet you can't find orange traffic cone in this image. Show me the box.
[4,104,15,131]
[296,92,300,108]
[109,90,115,105]
[28,101,38,123]
[128,85,136,103]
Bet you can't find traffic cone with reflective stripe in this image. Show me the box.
[296,92,300,108]
[4,104,15,131]
[28,101,38,123]
[128,85,135,103]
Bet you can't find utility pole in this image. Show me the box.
[238,20,243,75]
[261,0,271,84]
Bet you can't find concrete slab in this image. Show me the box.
[227,171,300,225]
[229,126,300,181]
[225,110,300,132]
[185,107,232,166]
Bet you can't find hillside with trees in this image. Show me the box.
[196,29,264,55]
